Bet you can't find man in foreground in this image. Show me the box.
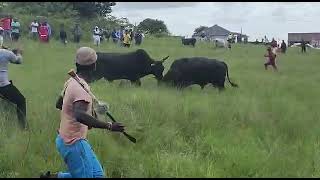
[40,47,125,178]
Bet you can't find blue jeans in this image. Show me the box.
[56,135,105,178]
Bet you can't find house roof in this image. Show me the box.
[204,24,230,36]
[194,24,246,37]
[193,24,250,38]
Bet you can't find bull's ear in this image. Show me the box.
[161,56,169,62]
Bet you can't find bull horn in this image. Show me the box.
[161,56,169,62]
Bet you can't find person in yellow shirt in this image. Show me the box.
[123,30,131,48]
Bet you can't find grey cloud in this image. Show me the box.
[211,15,248,25]
[271,7,288,22]
[272,7,285,17]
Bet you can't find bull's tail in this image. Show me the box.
[222,62,238,88]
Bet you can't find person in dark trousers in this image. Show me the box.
[40,47,125,178]
[103,28,110,42]
[301,39,306,53]
[134,31,142,46]
[59,24,67,45]
[73,23,82,44]
[111,29,118,44]
[264,47,278,71]
[129,29,134,43]
[0,47,26,129]
[280,40,287,54]
[11,18,21,42]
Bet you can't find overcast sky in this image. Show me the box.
[111,2,320,42]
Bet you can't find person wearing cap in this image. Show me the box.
[40,47,125,178]
[0,47,25,129]
[264,46,278,71]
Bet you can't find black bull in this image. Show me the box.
[161,57,238,90]
[92,49,169,86]
[181,38,196,47]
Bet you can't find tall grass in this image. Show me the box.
[0,37,320,177]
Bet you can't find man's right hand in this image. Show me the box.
[109,122,125,132]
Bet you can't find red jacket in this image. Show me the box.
[39,25,48,36]
[0,17,12,30]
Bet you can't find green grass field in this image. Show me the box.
[0,37,320,178]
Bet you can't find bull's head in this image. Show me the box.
[150,56,169,81]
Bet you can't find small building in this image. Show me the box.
[288,33,320,47]
[193,24,248,43]
[230,32,249,43]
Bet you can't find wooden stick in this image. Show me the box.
[67,69,136,144]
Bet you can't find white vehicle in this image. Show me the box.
[290,43,320,49]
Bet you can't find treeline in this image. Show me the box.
[1,2,116,19]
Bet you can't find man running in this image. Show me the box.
[0,47,26,129]
[40,47,125,178]
[264,47,278,71]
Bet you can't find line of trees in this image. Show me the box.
[0,2,116,18]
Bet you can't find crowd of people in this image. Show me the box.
[110,26,144,47]
[0,15,145,48]
[0,15,53,43]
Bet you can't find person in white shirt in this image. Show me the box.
[30,20,39,40]
[93,26,101,46]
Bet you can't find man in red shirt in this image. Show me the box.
[264,47,278,71]
[0,15,12,41]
